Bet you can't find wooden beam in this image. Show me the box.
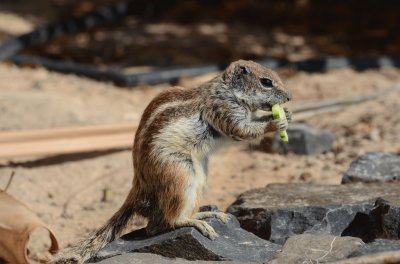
[0,123,137,144]
[0,133,133,159]
[292,85,400,113]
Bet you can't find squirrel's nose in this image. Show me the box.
[285,91,292,102]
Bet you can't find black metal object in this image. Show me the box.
[8,55,400,87]
[9,54,226,86]
[0,1,130,60]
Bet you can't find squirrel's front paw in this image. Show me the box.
[283,107,292,123]
[49,254,81,264]
[266,119,288,132]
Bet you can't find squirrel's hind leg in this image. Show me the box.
[193,211,230,223]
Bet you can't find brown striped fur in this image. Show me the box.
[51,60,292,263]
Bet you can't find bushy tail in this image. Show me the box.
[51,189,139,264]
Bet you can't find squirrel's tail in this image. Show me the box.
[51,188,140,264]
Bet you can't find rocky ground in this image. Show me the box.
[0,62,400,263]
[93,180,400,263]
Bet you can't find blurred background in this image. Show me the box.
[0,1,399,263]
[1,0,400,66]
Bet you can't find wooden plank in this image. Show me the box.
[292,85,400,113]
[0,133,134,159]
[294,106,342,121]
[0,123,137,143]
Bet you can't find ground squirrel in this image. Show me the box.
[52,60,292,263]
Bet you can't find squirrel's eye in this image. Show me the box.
[260,78,273,88]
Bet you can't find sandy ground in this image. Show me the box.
[1,63,400,262]
[0,3,399,263]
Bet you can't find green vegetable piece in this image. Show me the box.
[271,104,289,142]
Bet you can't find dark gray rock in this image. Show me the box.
[349,239,400,258]
[227,183,400,245]
[341,197,400,241]
[342,152,400,184]
[199,204,220,212]
[272,123,335,155]
[94,253,253,264]
[271,234,363,264]
[91,212,281,263]
[382,198,400,240]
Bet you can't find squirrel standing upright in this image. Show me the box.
[52,60,292,263]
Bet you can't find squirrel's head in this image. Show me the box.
[222,60,292,111]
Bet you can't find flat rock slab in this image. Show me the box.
[272,123,335,155]
[91,214,281,263]
[271,234,363,264]
[332,250,400,264]
[227,183,400,244]
[93,253,254,264]
[349,239,400,258]
[342,152,400,183]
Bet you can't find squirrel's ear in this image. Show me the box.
[223,62,250,82]
[239,65,250,75]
